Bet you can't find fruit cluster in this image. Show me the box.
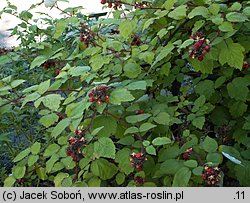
[131,35,142,46]
[41,60,56,70]
[134,176,144,186]
[202,164,222,186]
[134,1,151,9]
[181,148,193,160]
[66,132,87,161]
[88,86,109,105]
[100,0,122,10]
[79,30,93,49]
[0,47,14,55]
[130,152,147,171]
[189,32,210,61]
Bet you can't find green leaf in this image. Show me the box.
[152,137,172,146]
[36,167,47,180]
[219,22,234,32]
[46,154,59,173]
[184,160,198,168]
[200,136,218,153]
[195,80,215,99]
[192,166,203,176]
[125,114,151,124]
[44,0,57,7]
[53,19,67,39]
[119,20,136,38]
[209,4,220,15]
[115,148,133,175]
[188,6,209,18]
[30,56,47,69]
[37,80,50,94]
[51,118,71,138]
[123,63,141,79]
[139,122,156,132]
[126,81,147,90]
[91,158,118,180]
[39,113,59,128]
[116,172,125,185]
[206,152,223,164]
[138,51,155,65]
[227,77,249,101]
[190,57,214,74]
[179,39,194,50]
[234,161,250,186]
[218,39,245,69]
[88,177,101,187]
[168,5,187,20]
[124,127,139,135]
[30,142,40,155]
[54,173,69,187]
[94,137,116,159]
[215,76,226,89]
[146,145,156,155]
[13,148,31,162]
[22,92,41,108]
[44,144,60,157]
[162,0,176,11]
[160,159,184,175]
[154,112,171,125]
[4,176,16,187]
[229,101,247,118]
[42,94,63,111]
[192,116,205,130]
[109,88,135,105]
[172,167,191,186]
[28,155,39,167]
[117,136,135,145]
[68,66,90,77]
[153,43,174,66]
[243,115,250,130]
[91,126,104,136]
[226,12,248,22]
[11,80,25,88]
[91,116,117,137]
[12,166,26,179]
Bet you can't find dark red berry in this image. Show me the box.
[204,45,210,51]
[198,56,204,61]
[100,0,106,4]
[108,3,112,8]
[55,69,60,75]
[66,151,71,156]
[136,110,144,115]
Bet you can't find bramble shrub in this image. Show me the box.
[0,0,250,187]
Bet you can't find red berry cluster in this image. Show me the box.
[88,86,109,105]
[134,176,144,186]
[100,0,122,10]
[130,152,147,171]
[41,60,56,70]
[202,165,222,186]
[134,1,151,9]
[131,35,142,46]
[181,148,193,160]
[0,47,14,55]
[242,61,249,70]
[135,110,144,115]
[66,130,87,161]
[189,32,210,61]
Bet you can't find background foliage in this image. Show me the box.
[0,0,250,187]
